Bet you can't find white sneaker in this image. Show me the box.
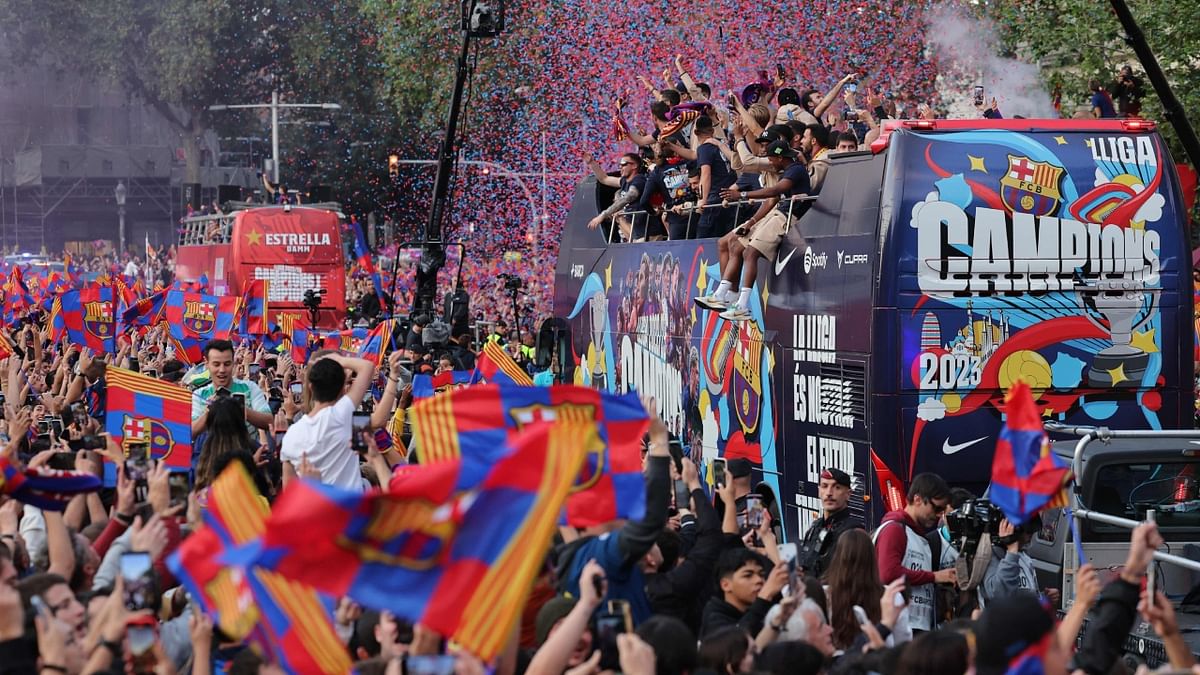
[720,306,753,322]
[694,294,729,311]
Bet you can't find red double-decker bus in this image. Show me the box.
[175,203,347,328]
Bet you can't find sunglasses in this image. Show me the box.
[618,161,633,167]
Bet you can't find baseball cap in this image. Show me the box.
[535,597,577,645]
[766,140,798,158]
[820,468,851,488]
[974,595,1056,675]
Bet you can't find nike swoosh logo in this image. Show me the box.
[774,247,797,275]
[942,436,988,455]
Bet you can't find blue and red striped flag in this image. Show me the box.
[121,289,169,331]
[2,266,34,325]
[990,380,1073,525]
[249,419,591,660]
[103,367,192,486]
[411,371,480,401]
[51,286,116,353]
[240,279,270,335]
[168,463,350,675]
[408,384,650,527]
[163,292,242,364]
[357,320,395,367]
[473,340,533,386]
[351,217,385,304]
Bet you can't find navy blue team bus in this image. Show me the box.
[552,118,1193,540]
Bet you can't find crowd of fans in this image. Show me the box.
[0,321,1191,674]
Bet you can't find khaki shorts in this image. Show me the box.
[738,209,790,261]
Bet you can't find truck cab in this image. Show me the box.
[1028,428,1200,668]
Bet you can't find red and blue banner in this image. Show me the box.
[407,384,650,527]
[240,279,271,335]
[351,217,385,304]
[103,367,192,485]
[357,320,395,367]
[121,289,169,331]
[0,457,101,512]
[164,292,242,364]
[250,420,590,660]
[51,286,116,354]
[473,340,534,386]
[168,463,350,675]
[990,380,1072,525]
[411,371,479,401]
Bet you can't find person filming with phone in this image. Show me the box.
[280,352,375,491]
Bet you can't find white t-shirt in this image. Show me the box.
[280,396,362,492]
[123,261,139,277]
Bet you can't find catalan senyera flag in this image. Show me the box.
[408,384,650,527]
[0,331,13,361]
[473,340,533,386]
[52,287,116,354]
[251,420,591,660]
[103,367,192,486]
[164,292,242,364]
[167,463,350,675]
[990,380,1073,526]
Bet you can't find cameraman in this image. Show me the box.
[979,517,1050,608]
[797,468,862,579]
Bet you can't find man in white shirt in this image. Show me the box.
[123,256,140,278]
[280,353,375,491]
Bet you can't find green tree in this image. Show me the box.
[984,0,1200,167]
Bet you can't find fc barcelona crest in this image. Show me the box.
[121,415,174,460]
[83,301,113,339]
[731,323,763,435]
[1000,155,1065,217]
[183,300,217,335]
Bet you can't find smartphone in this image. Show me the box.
[81,434,106,451]
[596,600,632,671]
[844,110,860,122]
[853,604,870,625]
[974,85,985,106]
[30,595,51,619]
[36,419,50,435]
[404,655,457,675]
[143,369,158,379]
[48,416,63,438]
[121,551,156,611]
[248,363,261,377]
[128,357,139,373]
[712,458,727,488]
[351,412,371,454]
[787,557,801,596]
[168,472,190,508]
[272,378,284,390]
[49,452,76,471]
[745,493,765,530]
[846,82,857,93]
[673,479,691,511]
[125,442,152,483]
[289,382,303,396]
[127,623,158,672]
[32,433,53,453]
[232,393,246,408]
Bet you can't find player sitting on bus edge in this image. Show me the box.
[694,140,811,322]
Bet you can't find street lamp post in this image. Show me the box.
[208,91,341,185]
[114,181,127,255]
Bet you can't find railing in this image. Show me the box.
[178,213,236,246]
[1044,422,1200,574]
[595,194,817,244]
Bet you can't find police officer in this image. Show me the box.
[797,468,863,579]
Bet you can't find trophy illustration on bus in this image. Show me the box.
[1081,277,1153,388]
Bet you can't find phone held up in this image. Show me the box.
[595,599,632,671]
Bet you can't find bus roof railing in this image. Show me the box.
[594,194,817,243]
[178,203,346,246]
[1043,422,1200,574]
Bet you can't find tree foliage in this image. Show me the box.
[983,0,1200,168]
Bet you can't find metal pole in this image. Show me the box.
[118,205,125,256]
[540,130,547,261]
[1071,507,1200,573]
[271,90,280,185]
